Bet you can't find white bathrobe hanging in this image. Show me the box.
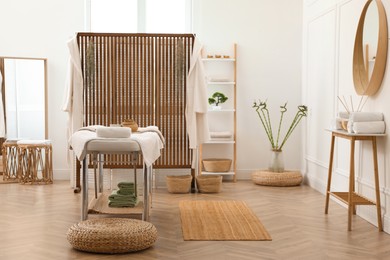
[185,37,210,158]
[62,35,84,187]
[62,35,84,139]
[0,71,6,138]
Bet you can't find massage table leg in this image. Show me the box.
[82,158,88,221]
[98,154,103,193]
[93,153,98,198]
[143,164,149,221]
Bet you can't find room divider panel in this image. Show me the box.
[75,33,195,190]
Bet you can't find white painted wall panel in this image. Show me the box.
[305,10,336,168]
[304,0,390,232]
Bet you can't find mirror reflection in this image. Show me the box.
[0,57,47,140]
[363,0,379,80]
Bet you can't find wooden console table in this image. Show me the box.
[325,130,384,231]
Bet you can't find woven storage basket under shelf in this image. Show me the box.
[196,175,222,193]
[202,158,232,172]
[166,175,192,194]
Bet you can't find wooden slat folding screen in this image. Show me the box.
[76,33,194,171]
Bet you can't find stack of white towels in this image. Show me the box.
[335,112,386,134]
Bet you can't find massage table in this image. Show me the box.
[70,127,164,221]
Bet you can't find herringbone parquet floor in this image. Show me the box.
[1,179,390,260]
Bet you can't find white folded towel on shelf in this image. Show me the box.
[349,112,384,122]
[210,131,232,139]
[330,118,343,130]
[338,111,350,119]
[96,126,131,138]
[352,121,386,134]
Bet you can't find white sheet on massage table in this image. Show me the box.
[70,129,164,167]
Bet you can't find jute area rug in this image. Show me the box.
[179,200,272,241]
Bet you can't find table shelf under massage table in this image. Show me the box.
[80,138,153,221]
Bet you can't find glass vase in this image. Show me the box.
[268,149,284,172]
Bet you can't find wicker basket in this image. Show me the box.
[202,158,232,172]
[166,175,192,193]
[196,175,222,193]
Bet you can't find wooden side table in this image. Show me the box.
[325,130,384,231]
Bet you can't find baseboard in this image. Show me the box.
[53,169,71,181]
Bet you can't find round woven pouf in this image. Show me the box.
[67,218,157,254]
[252,170,303,187]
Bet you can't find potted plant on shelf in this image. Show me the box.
[208,92,228,110]
[252,100,307,172]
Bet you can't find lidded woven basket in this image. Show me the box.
[166,175,192,193]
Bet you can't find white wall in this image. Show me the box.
[303,0,390,232]
[0,0,303,182]
[193,0,303,178]
[0,0,85,180]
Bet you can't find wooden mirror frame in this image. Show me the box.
[0,57,48,139]
[353,0,388,96]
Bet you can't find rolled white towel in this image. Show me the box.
[96,126,131,138]
[349,112,384,122]
[352,121,386,134]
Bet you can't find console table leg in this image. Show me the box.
[348,138,356,231]
[372,137,383,231]
[325,135,335,214]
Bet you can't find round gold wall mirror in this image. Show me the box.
[353,0,388,96]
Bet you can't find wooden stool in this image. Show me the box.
[17,140,53,184]
[2,140,19,182]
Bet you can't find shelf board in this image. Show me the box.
[202,58,235,62]
[204,140,235,144]
[88,192,144,217]
[201,171,235,176]
[329,192,376,205]
[208,108,235,112]
[207,81,235,85]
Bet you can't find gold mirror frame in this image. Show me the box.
[353,0,388,96]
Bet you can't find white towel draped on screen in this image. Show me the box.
[62,35,84,140]
[0,71,5,137]
[185,37,210,153]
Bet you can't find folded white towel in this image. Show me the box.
[352,121,386,134]
[17,139,52,145]
[349,112,384,122]
[338,112,350,119]
[330,118,343,130]
[96,126,131,138]
[210,131,232,138]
